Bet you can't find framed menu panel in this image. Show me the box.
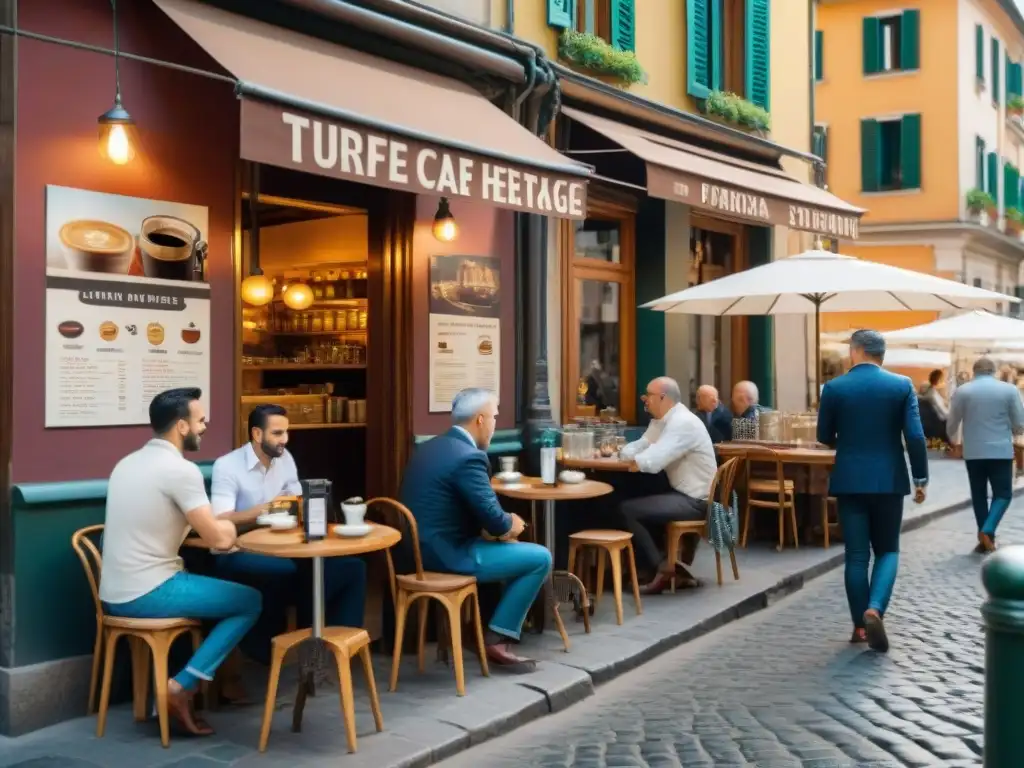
[44,185,212,428]
[428,254,501,413]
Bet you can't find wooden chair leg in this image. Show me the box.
[416,599,429,674]
[445,599,466,696]
[258,643,287,752]
[665,531,681,593]
[335,650,358,753]
[788,504,800,549]
[594,548,607,609]
[729,548,740,580]
[147,632,172,748]
[470,591,490,677]
[715,550,725,585]
[609,547,624,626]
[129,636,151,722]
[626,543,643,615]
[88,626,102,715]
[567,541,578,577]
[359,645,384,733]
[821,497,831,549]
[96,628,121,738]
[389,590,409,692]
[776,508,784,552]
[741,502,752,548]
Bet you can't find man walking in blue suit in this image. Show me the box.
[947,356,1024,553]
[399,388,552,670]
[817,330,929,652]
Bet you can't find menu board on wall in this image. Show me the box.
[44,185,211,428]
[428,255,501,413]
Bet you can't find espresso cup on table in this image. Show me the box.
[59,219,135,274]
[139,215,205,281]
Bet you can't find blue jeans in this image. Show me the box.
[966,459,1013,538]
[461,541,552,641]
[838,494,903,629]
[104,572,261,691]
[213,552,366,664]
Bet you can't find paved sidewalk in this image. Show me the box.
[0,458,1008,768]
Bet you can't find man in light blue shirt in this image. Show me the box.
[948,357,1024,553]
[210,404,366,665]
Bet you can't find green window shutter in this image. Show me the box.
[1004,162,1013,208]
[812,127,827,161]
[860,119,881,192]
[547,0,574,29]
[977,25,985,82]
[988,152,999,199]
[900,10,920,70]
[1012,166,1020,209]
[977,136,986,190]
[745,0,771,110]
[814,30,823,81]
[900,114,922,190]
[687,0,712,99]
[863,17,881,75]
[993,38,1001,104]
[610,0,636,52]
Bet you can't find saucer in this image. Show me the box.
[269,519,298,532]
[257,513,296,527]
[496,471,522,483]
[559,470,586,484]
[334,523,372,538]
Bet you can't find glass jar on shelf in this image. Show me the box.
[300,313,311,333]
[311,311,324,333]
[347,308,359,329]
[312,273,324,299]
[324,310,335,332]
[336,309,347,331]
[358,309,367,330]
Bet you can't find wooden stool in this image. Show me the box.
[259,626,383,753]
[72,525,205,748]
[567,530,642,625]
[743,448,799,551]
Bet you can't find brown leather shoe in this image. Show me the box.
[864,609,889,653]
[979,532,997,553]
[850,628,867,644]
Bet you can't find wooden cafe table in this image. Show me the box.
[236,524,401,737]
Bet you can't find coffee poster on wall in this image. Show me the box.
[428,255,501,413]
[44,185,211,428]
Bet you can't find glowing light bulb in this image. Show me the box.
[433,217,458,242]
[106,124,131,165]
[240,273,274,306]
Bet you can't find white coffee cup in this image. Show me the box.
[341,498,367,527]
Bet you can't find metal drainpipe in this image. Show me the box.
[277,0,527,82]
[505,0,515,34]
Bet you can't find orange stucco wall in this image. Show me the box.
[819,244,939,332]
[816,0,960,223]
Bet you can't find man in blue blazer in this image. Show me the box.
[947,356,1024,553]
[695,385,733,443]
[399,388,551,669]
[817,329,928,653]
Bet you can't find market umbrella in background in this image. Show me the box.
[641,249,1015,396]
[821,338,953,370]
[882,310,1024,351]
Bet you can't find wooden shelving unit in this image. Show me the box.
[244,363,366,372]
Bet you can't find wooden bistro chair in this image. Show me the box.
[666,457,742,590]
[567,530,642,626]
[742,448,800,551]
[72,524,204,748]
[374,497,490,697]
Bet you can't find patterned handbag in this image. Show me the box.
[707,490,739,553]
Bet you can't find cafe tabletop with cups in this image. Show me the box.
[237,522,401,559]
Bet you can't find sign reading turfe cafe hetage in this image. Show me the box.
[240,100,588,219]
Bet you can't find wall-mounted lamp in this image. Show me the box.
[282,282,314,310]
[99,0,137,165]
[432,197,458,242]
[240,269,274,306]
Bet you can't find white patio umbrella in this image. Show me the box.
[821,339,952,369]
[882,310,1024,351]
[641,249,1014,394]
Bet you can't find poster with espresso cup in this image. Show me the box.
[44,186,211,428]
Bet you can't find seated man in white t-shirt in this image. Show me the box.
[100,388,261,737]
[617,377,717,594]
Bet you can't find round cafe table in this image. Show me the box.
[237,523,401,731]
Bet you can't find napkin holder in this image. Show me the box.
[300,479,332,542]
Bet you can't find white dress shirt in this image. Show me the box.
[210,442,302,516]
[620,403,717,500]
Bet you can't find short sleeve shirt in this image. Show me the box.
[99,439,210,604]
[210,443,302,516]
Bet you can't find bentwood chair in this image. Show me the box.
[371,497,489,697]
[742,448,800,551]
[72,524,204,748]
[665,457,742,589]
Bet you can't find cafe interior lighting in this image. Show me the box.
[240,269,274,307]
[432,197,458,242]
[241,162,274,306]
[282,282,314,310]
[98,0,137,165]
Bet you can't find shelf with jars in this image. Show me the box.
[270,304,368,335]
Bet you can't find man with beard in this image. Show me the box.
[101,388,261,736]
[209,404,367,670]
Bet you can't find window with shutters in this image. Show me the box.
[860,114,921,192]
[812,125,828,185]
[550,0,634,51]
[863,10,919,75]
[687,0,770,110]
[977,25,986,85]
[993,38,1001,105]
[815,30,823,82]
[574,0,610,42]
[977,137,986,190]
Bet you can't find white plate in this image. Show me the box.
[559,470,586,484]
[334,523,372,538]
[269,519,298,532]
[257,513,296,527]
[495,471,522,483]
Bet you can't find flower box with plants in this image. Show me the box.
[558,30,647,86]
[1006,207,1024,238]
[702,90,771,135]
[966,188,997,225]
[1010,95,1024,118]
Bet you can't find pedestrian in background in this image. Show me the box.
[817,329,928,652]
[947,357,1024,553]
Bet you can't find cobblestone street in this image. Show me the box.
[439,506,999,768]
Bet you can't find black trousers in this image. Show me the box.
[966,458,1013,537]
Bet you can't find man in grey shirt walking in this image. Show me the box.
[948,357,1024,552]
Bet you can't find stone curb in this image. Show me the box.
[401,491,997,768]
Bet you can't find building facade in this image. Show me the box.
[816,0,1024,349]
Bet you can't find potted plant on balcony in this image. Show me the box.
[558,30,647,87]
[1006,207,1024,240]
[1009,95,1024,119]
[704,90,771,135]
[966,188,996,226]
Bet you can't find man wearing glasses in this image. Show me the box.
[616,377,717,595]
